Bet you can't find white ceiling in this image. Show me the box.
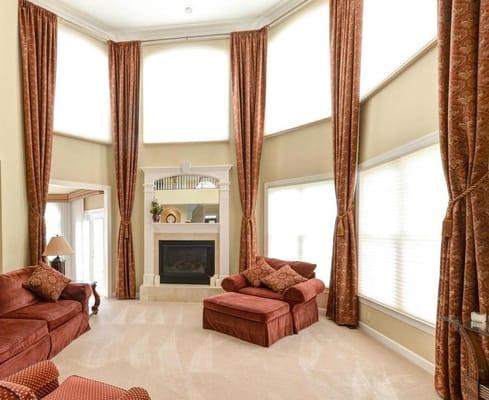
[31,0,304,41]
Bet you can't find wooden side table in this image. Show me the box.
[74,280,100,316]
[447,319,489,399]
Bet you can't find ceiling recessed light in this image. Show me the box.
[185,6,193,15]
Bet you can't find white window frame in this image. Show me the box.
[264,173,334,287]
[357,131,440,335]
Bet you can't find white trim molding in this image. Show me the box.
[359,322,435,375]
[360,297,435,336]
[29,0,308,42]
[359,131,439,171]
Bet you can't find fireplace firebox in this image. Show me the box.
[159,240,215,284]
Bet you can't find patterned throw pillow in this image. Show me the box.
[242,258,276,287]
[24,264,71,302]
[260,264,308,293]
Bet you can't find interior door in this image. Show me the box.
[84,210,107,295]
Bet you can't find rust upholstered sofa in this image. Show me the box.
[204,257,325,346]
[0,266,91,378]
[0,360,151,399]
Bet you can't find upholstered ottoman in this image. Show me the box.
[203,292,293,347]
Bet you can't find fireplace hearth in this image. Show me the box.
[159,240,215,284]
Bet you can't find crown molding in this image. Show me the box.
[47,189,104,203]
[28,0,308,42]
[29,0,115,41]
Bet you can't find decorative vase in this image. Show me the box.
[152,213,160,223]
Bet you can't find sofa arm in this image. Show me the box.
[5,361,59,398]
[119,387,151,400]
[283,278,325,303]
[221,274,248,292]
[61,283,92,313]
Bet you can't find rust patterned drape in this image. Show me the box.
[19,0,57,265]
[435,1,489,398]
[109,41,141,299]
[326,0,363,327]
[231,28,268,272]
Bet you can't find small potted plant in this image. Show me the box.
[150,200,164,223]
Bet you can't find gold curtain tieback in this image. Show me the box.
[443,171,489,238]
[121,220,131,239]
[337,205,353,237]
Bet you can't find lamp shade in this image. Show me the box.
[43,235,74,256]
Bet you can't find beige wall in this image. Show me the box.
[0,0,30,271]
[51,135,113,186]
[360,45,438,162]
[84,193,105,211]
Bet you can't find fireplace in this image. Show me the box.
[159,240,215,284]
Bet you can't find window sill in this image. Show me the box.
[359,296,435,336]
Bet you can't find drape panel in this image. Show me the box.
[19,0,57,265]
[109,41,141,299]
[231,28,268,272]
[435,1,489,398]
[326,0,363,327]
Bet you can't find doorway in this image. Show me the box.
[46,181,111,296]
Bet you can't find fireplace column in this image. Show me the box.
[143,181,157,285]
[219,180,230,278]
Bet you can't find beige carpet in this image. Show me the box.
[53,299,437,399]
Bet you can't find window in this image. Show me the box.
[54,23,110,142]
[143,39,230,143]
[266,178,336,284]
[266,0,330,135]
[358,144,447,324]
[361,0,437,96]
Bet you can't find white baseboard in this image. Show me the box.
[359,322,434,375]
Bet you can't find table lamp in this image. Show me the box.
[43,235,74,275]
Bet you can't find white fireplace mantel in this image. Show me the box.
[141,163,232,287]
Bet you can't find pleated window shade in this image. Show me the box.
[267,179,336,285]
[358,144,447,324]
[54,23,110,142]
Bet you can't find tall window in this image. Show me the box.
[361,0,437,96]
[267,178,336,284]
[266,0,330,135]
[358,144,447,324]
[143,39,230,143]
[54,23,110,142]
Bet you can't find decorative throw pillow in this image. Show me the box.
[242,257,276,287]
[24,264,71,302]
[260,264,307,293]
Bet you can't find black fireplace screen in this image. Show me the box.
[159,240,215,284]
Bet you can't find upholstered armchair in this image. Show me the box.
[221,257,325,332]
[0,361,151,400]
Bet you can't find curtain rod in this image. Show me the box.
[60,0,313,46]
[142,0,312,45]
